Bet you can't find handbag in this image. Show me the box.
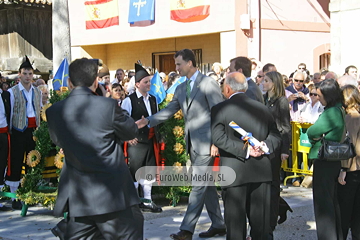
[317,106,356,161]
[317,135,356,161]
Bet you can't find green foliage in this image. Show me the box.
[17,90,69,204]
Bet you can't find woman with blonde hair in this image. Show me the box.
[338,84,360,240]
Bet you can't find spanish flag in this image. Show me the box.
[170,0,210,23]
[85,0,119,29]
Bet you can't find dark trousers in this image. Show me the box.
[5,128,35,182]
[270,154,281,231]
[222,182,271,240]
[313,160,343,240]
[0,132,8,185]
[63,205,144,240]
[337,170,360,240]
[127,141,156,182]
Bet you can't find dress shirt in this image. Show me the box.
[121,89,153,117]
[187,70,199,91]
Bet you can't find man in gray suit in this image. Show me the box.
[137,49,226,240]
[47,58,143,239]
[229,56,264,104]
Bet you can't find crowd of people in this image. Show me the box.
[0,50,359,240]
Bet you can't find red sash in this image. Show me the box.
[28,117,37,128]
[148,127,161,166]
[0,126,11,176]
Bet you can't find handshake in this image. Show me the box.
[135,116,149,129]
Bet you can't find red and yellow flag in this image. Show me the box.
[85,0,119,29]
[170,0,210,23]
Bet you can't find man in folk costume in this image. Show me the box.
[0,89,11,211]
[121,63,162,213]
[5,56,42,210]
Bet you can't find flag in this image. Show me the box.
[166,76,186,94]
[149,72,166,104]
[53,59,69,91]
[170,0,210,23]
[85,0,119,29]
[128,0,155,24]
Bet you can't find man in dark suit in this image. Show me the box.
[211,72,281,240]
[46,58,143,239]
[137,49,226,240]
[0,90,11,211]
[229,56,264,103]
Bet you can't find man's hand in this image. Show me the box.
[135,116,149,129]
[128,138,138,146]
[210,144,219,157]
[249,145,264,158]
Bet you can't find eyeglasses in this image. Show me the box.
[310,93,318,97]
[294,79,304,83]
[257,75,264,78]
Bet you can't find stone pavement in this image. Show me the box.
[0,186,352,240]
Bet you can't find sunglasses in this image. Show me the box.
[310,93,318,97]
[298,67,305,70]
[294,79,304,83]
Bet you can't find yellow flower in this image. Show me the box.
[41,103,52,122]
[173,143,184,155]
[172,161,182,173]
[26,150,41,167]
[166,94,174,102]
[173,126,184,138]
[54,152,65,169]
[174,110,183,120]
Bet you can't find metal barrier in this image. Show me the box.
[281,122,313,186]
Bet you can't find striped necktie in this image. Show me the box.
[186,79,192,105]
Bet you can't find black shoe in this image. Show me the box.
[0,205,13,211]
[51,219,66,240]
[170,230,193,240]
[139,201,162,213]
[12,200,22,210]
[199,227,226,238]
[278,197,293,224]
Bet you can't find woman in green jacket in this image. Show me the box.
[307,79,345,240]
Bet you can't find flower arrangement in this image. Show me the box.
[17,90,70,206]
[54,152,64,169]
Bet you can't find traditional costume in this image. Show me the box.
[121,63,162,213]
[5,56,42,209]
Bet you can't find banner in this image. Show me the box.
[128,0,155,24]
[53,59,69,91]
[166,76,186,94]
[170,0,210,23]
[149,72,166,104]
[85,0,119,29]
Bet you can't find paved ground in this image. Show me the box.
[0,186,352,239]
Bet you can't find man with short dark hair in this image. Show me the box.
[230,57,264,103]
[47,58,143,239]
[344,65,358,79]
[262,63,277,74]
[6,56,42,210]
[137,49,226,240]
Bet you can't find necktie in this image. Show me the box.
[186,79,192,105]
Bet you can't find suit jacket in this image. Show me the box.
[46,87,139,217]
[211,93,281,187]
[246,79,264,104]
[148,72,223,155]
[264,94,291,155]
[1,91,11,126]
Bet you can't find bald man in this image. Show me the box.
[211,72,281,240]
[338,75,358,88]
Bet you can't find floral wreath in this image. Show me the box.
[26,150,41,167]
